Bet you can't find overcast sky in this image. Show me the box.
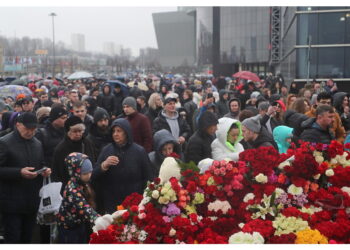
[0,6,177,56]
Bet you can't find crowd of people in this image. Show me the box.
[0,73,348,243]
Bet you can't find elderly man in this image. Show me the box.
[0,112,51,243]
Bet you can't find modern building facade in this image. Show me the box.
[152,9,196,70]
[71,33,85,52]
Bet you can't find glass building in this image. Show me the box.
[279,7,350,85]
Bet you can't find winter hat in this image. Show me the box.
[64,115,83,132]
[275,100,287,112]
[16,112,38,129]
[241,115,261,133]
[81,158,93,174]
[122,97,137,110]
[164,97,177,105]
[50,106,68,121]
[250,91,261,99]
[93,108,110,123]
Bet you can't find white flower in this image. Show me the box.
[325,169,334,177]
[315,155,324,164]
[330,158,338,165]
[169,228,176,236]
[313,174,321,180]
[287,184,303,195]
[229,232,264,244]
[255,173,268,184]
[278,161,290,170]
[208,200,232,214]
[341,187,350,196]
[274,188,285,198]
[151,190,160,199]
[158,157,181,184]
[243,193,255,203]
[138,230,148,241]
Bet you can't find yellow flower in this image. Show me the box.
[295,229,328,244]
[193,192,204,204]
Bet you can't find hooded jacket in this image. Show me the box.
[247,126,278,150]
[211,117,244,161]
[97,83,115,116]
[148,129,182,176]
[224,98,241,120]
[91,118,154,214]
[217,90,229,118]
[272,125,293,154]
[299,117,335,144]
[185,111,218,164]
[57,153,99,229]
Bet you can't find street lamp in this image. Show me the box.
[49,12,57,78]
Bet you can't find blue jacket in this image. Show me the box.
[92,118,154,214]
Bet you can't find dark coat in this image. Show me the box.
[97,84,115,116]
[185,111,218,164]
[113,90,125,117]
[146,107,162,124]
[148,129,182,176]
[260,113,284,134]
[124,112,153,153]
[0,129,45,213]
[247,127,278,149]
[51,136,97,190]
[35,121,65,167]
[217,90,229,118]
[183,99,197,131]
[91,118,154,214]
[86,123,112,158]
[299,118,335,144]
[152,111,191,140]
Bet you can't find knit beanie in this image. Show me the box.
[250,91,261,99]
[49,106,68,121]
[241,115,261,133]
[81,158,93,174]
[122,97,137,110]
[93,108,110,123]
[64,115,83,132]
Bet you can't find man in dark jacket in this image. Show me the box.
[91,118,154,214]
[182,90,197,132]
[136,95,149,115]
[97,83,114,116]
[52,116,96,191]
[300,105,335,144]
[113,84,126,118]
[185,111,218,164]
[217,90,229,118]
[35,105,68,168]
[0,112,51,243]
[153,97,191,147]
[121,97,153,153]
[87,108,112,157]
[241,115,278,149]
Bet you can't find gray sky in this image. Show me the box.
[0,6,177,56]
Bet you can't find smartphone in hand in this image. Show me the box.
[35,167,48,174]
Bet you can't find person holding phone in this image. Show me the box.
[0,112,51,243]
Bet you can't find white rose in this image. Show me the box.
[313,174,321,180]
[341,187,350,196]
[330,158,338,165]
[315,155,324,164]
[325,169,334,177]
[255,173,268,184]
[287,184,303,195]
[274,188,285,197]
[151,190,160,199]
[243,193,255,203]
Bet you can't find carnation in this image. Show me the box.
[208,200,232,214]
[325,169,334,177]
[295,229,328,244]
[273,215,309,236]
[228,232,264,244]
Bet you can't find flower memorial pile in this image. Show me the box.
[90,141,350,244]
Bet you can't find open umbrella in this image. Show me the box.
[0,85,32,99]
[10,79,26,86]
[232,71,260,82]
[127,81,149,91]
[107,80,129,96]
[67,71,93,80]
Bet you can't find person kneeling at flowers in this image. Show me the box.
[149,129,183,176]
[91,118,154,214]
[57,152,100,243]
[211,117,244,161]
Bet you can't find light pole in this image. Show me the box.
[49,12,57,78]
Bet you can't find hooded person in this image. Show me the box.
[91,118,154,214]
[97,83,115,116]
[85,96,99,117]
[57,153,100,243]
[217,90,229,118]
[52,115,97,192]
[185,111,218,164]
[272,125,294,154]
[211,117,244,161]
[148,129,182,176]
[224,98,241,120]
[332,92,350,132]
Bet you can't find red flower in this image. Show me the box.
[268,233,296,244]
[242,219,275,238]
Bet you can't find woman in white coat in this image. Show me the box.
[211,117,244,161]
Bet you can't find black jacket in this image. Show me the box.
[247,127,278,149]
[86,123,112,158]
[97,84,115,116]
[183,98,197,131]
[299,118,335,144]
[152,111,191,140]
[35,121,65,167]
[217,90,229,118]
[146,107,162,125]
[91,118,154,214]
[185,111,218,164]
[0,129,45,213]
[52,135,97,190]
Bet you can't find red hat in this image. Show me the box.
[276,100,286,112]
